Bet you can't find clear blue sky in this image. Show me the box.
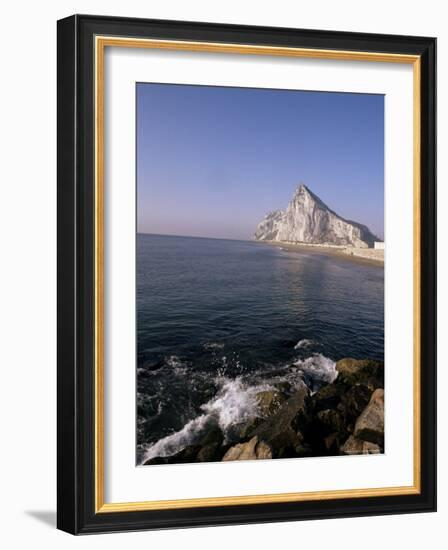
[137,83,384,240]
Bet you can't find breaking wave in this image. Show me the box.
[293,353,337,391]
[294,338,317,349]
[140,353,336,464]
[142,377,272,462]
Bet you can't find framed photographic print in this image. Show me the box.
[57,15,436,534]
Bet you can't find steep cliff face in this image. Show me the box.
[254,210,285,241]
[254,184,378,248]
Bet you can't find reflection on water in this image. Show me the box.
[136,233,384,458]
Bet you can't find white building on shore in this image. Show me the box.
[374,241,385,250]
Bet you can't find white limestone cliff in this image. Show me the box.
[254,184,378,248]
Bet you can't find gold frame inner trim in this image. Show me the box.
[94,35,421,513]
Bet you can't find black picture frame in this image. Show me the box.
[57,14,436,534]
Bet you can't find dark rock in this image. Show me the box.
[222,436,273,461]
[335,384,373,437]
[336,358,384,390]
[168,445,202,463]
[316,409,346,435]
[340,435,381,455]
[274,381,293,395]
[143,456,168,465]
[312,383,343,412]
[249,387,310,458]
[338,384,372,419]
[256,390,287,416]
[323,432,341,454]
[354,389,384,446]
[235,417,264,440]
[199,427,224,447]
[194,427,225,462]
[294,443,314,457]
[197,443,225,462]
[143,444,202,465]
[145,357,385,466]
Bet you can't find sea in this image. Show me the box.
[136,233,384,463]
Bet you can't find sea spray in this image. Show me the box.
[294,339,317,350]
[141,354,337,463]
[293,353,337,392]
[137,234,383,460]
[201,377,271,434]
[142,377,273,463]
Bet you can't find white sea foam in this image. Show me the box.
[203,342,225,350]
[293,353,337,386]
[201,378,269,432]
[141,377,271,462]
[294,338,316,349]
[142,413,211,461]
[141,354,337,463]
[165,355,189,375]
[165,355,184,368]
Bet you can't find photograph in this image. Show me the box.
[136,83,385,466]
[0,1,441,544]
[54,12,436,535]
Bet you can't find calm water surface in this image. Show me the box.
[136,233,384,462]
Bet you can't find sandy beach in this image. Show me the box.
[258,240,384,267]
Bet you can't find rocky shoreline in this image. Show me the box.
[143,358,384,465]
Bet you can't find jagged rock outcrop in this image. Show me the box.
[247,387,310,458]
[255,390,287,417]
[336,358,384,390]
[144,358,385,465]
[222,436,273,461]
[254,184,378,248]
[254,209,285,241]
[353,389,384,446]
[340,435,381,455]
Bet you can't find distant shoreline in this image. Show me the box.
[258,240,384,267]
[138,233,384,267]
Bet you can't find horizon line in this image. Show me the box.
[137,232,254,243]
